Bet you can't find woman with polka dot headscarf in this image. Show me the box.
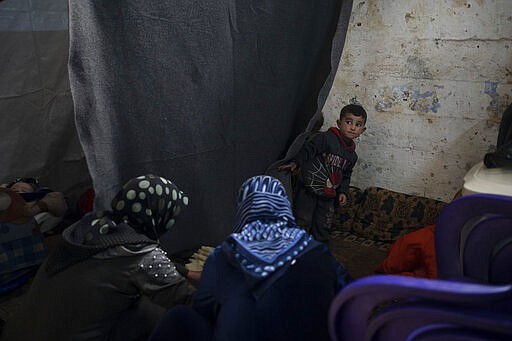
[150,175,352,341]
[2,175,197,341]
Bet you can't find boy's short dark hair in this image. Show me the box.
[7,177,40,191]
[340,104,367,124]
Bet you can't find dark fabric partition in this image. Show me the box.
[0,0,91,200]
[69,0,353,252]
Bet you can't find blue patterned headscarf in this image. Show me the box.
[225,175,312,281]
[233,175,296,233]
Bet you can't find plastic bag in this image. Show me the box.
[484,103,512,168]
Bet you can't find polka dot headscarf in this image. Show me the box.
[111,175,189,240]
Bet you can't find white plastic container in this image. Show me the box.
[462,161,512,197]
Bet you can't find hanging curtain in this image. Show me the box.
[69,0,354,251]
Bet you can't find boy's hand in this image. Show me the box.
[278,162,297,172]
[338,193,348,207]
[187,271,202,288]
[39,192,68,217]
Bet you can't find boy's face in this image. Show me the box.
[337,112,366,140]
[10,181,34,193]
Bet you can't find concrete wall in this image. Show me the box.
[323,0,512,202]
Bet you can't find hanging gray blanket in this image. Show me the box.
[69,0,353,251]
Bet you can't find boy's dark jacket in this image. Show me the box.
[292,127,357,199]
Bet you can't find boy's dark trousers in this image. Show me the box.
[292,183,334,244]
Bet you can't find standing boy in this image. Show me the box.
[279,104,367,244]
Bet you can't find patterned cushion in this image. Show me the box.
[331,231,392,251]
[331,186,364,233]
[350,187,446,243]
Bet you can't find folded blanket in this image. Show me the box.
[185,246,215,272]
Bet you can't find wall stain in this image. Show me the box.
[343,52,354,67]
[452,0,475,8]
[484,80,498,116]
[410,90,441,113]
[374,85,441,113]
[366,0,383,27]
[405,12,414,23]
[375,100,393,112]
[349,96,360,105]
[392,86,410,102]
[405,55,433,79]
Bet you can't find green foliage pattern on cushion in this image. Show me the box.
[333,186,364,233]
[332,186,446,244]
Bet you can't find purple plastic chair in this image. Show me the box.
[435,194,512,284]
[328,275,512,341]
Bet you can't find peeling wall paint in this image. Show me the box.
[323,0,512,202]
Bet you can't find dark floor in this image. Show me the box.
[0,233,386,326]
[0,281,30,323]
[329,233,388,279]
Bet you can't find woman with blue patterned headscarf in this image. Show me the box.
[150,175,351,341]
[3,175,197,341]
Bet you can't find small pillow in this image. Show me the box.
[185,246,215,272]
[0,189,33,224]
[375,224,437,279]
